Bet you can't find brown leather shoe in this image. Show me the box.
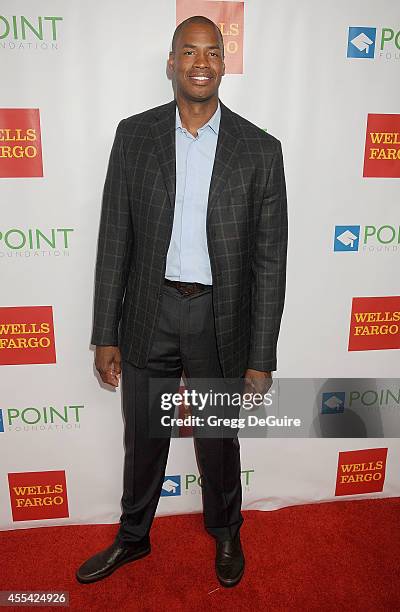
[215,533,245,587]
[76,537,150,584]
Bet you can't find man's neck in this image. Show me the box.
[176,94,219,137]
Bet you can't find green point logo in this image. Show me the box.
[363,225,400,245]
[5,405,84,432]
[0,16,63,41]
[380,28,400,51]
[0,228,74,259]
[374,26,400,60]
[184,469,254,491]
[0,228,74,251]
[349,388,400,409]
[360,225,400,255]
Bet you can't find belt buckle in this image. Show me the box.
[181,284,196,296]
[180,283,201,296]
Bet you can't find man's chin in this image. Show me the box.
[178,88,218,103]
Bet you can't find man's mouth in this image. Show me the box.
[188,75,213,82]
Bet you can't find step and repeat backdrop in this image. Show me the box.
[1,0,399,530]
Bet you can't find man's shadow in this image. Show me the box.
[312,378,385,438]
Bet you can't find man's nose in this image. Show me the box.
[193,50,209,67]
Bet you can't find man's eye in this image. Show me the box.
[184,50,194,55]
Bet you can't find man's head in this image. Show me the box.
[168,16,225,103]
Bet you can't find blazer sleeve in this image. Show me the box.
[247,139,288,372]
[90,119,133,347]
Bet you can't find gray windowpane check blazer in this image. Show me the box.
[91,98,288,378]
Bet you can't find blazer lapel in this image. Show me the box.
[150,98,241,215]
[207,100,241,220]
[150,99,176,209]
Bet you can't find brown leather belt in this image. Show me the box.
[164,278,212,296]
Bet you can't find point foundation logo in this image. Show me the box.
[348,296,400,352]
[347,26,400,61]
[334,224,400,254]
[0,15,63,51]
[8,470,69,521]
[0,227,74,259]
[0,306,56,365]
[363,114,400,178]
[0,109,43,177]
[335,448,387,496]
[176,0,244,73]
[1,404,84,433]
[321,386,400,415]
[161,469,254,498]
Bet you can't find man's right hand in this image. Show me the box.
[95,346,122,387]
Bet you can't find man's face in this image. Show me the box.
[168,22,225,102]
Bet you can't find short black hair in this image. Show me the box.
[171,15,224,58]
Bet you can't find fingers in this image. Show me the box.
[95,347,122,387]
[243,376,272,397]
[243,379,255,396]
[99,368,120,387]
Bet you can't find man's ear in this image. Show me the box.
[222,60,226,76]
[167,51,175,80]
[168,51,175,71]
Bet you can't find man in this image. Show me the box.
[76,15,287,588]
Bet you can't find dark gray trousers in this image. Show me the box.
[116,283,244,544]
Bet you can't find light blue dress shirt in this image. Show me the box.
[165,101,221,285]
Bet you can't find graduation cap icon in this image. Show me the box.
[162,478,179,494]
[337,229,358,248]
[324,395,344,410]
[350,32,374,53]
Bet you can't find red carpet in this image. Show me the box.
[1,498,399,611]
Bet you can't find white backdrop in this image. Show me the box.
[1,0,399,530]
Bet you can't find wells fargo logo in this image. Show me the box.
[0,306,56,365]
[335,448,387,496]
[348,296,400,352]
[176,0,244,73]
[363,114,400,178]
[8,470,69,521]
[0,109,43,177]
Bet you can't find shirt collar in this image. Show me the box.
[175,101,221,135]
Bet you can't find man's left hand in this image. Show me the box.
[243,368,272,396]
